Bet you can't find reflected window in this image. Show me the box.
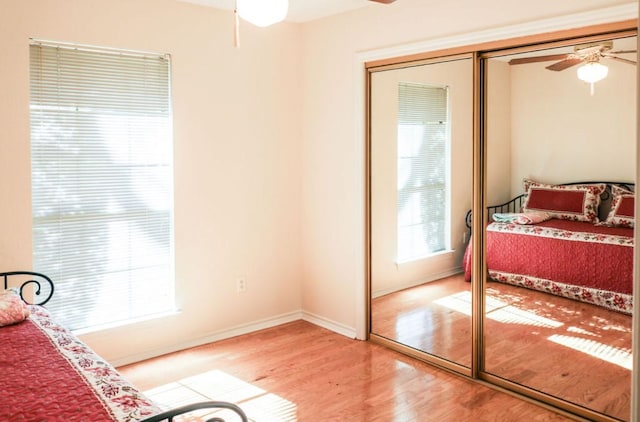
[397,82,450,262]
[29,41,175,332]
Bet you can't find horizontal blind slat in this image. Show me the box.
[30,41,175,331]
[397,82,449,260]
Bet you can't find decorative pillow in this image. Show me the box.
[521,179,606,223]
[0,289,30,327]
[600,185,634,228]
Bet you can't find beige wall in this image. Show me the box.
[370,59,473,296]
[299,0,635,335]
[508,38,637,195]
[1,0,303,363]
[0,0,636,364]
[486,60,513,205]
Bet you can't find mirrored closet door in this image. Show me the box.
[481,33,636,422]
[369,55,474,371]
[367,22,637,422]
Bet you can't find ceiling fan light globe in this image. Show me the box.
[577,62,608,83]
[237,0,288,27]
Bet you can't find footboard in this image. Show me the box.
[0,271,54,306]
[140,401,249,422]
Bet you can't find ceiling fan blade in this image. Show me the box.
[369,0,396,3]
[546,58,584,71]
[609,50,637,54]
[508,54,570,65]
[606,56,637,65]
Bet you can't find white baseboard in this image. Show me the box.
[371,268,463,299]
[301,310,357,339]
[111,310,356,367]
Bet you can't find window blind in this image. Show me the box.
[30,41,175,332]
[396,82,450,262]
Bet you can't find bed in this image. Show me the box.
[462,180,634,314]
[0,271,248,422]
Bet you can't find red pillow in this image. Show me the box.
[601,185,634,228]
[522,179,605,223]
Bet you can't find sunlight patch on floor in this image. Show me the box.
[431,290,514,315]
[566,325,597,337]
[433,291,473,315]
[406,287,632,371]
[487,305,564,328]
[144,369,297,421]
[434,290,563,328]
[547,334,632,370]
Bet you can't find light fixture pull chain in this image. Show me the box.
[234,0,240,48]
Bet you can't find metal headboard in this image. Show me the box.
[1,271,54,306]
[464,181,635,235]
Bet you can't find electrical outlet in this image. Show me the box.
[236,277,247,293]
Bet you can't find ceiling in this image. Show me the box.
[176,0,388,23]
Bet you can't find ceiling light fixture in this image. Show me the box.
[237,0,288,27]
[577,60,608,96]
[234,0,289,47]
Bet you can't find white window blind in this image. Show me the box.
[397,82,450,262]
[30,41,175,332]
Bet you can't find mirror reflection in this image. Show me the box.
[482,35,636,420]
[370,57,473,367]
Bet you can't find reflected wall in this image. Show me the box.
[481,35,636,421]
[368,23,637,422]
[369,56,473,368]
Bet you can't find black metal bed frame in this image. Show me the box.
[1,270,54,306]
[139,401,249,422]
[465,181,635,235]
[1,270,250,422]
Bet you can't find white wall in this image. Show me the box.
[508,39,637,195]
[486,60,513,205]
[0,0,303,364]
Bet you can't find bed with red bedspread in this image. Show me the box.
[0,271,248,422]
[1,304,160,421]
[463,180,635,314]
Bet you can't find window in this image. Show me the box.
[396,82,450,262]
[30,41,174,332]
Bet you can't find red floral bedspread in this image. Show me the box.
[463,219,634,314]
[0,305,160,421]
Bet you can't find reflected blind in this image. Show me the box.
[397,82,449,262]
[30,41,175,332]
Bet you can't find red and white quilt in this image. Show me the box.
[463,219,633,314]
[0,305,160,421]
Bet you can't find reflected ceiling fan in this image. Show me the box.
[369,0,397,3]
[508,41,637,95]
[508,41,636,70]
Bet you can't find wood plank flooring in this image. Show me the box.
[371,274,632,421]
[119,320,572,421]
[372,275,473,366]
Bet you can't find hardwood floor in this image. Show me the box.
[371,274,632,421]
[119,320,572,421]
[372,275,473,366]
[484,280,631,420]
